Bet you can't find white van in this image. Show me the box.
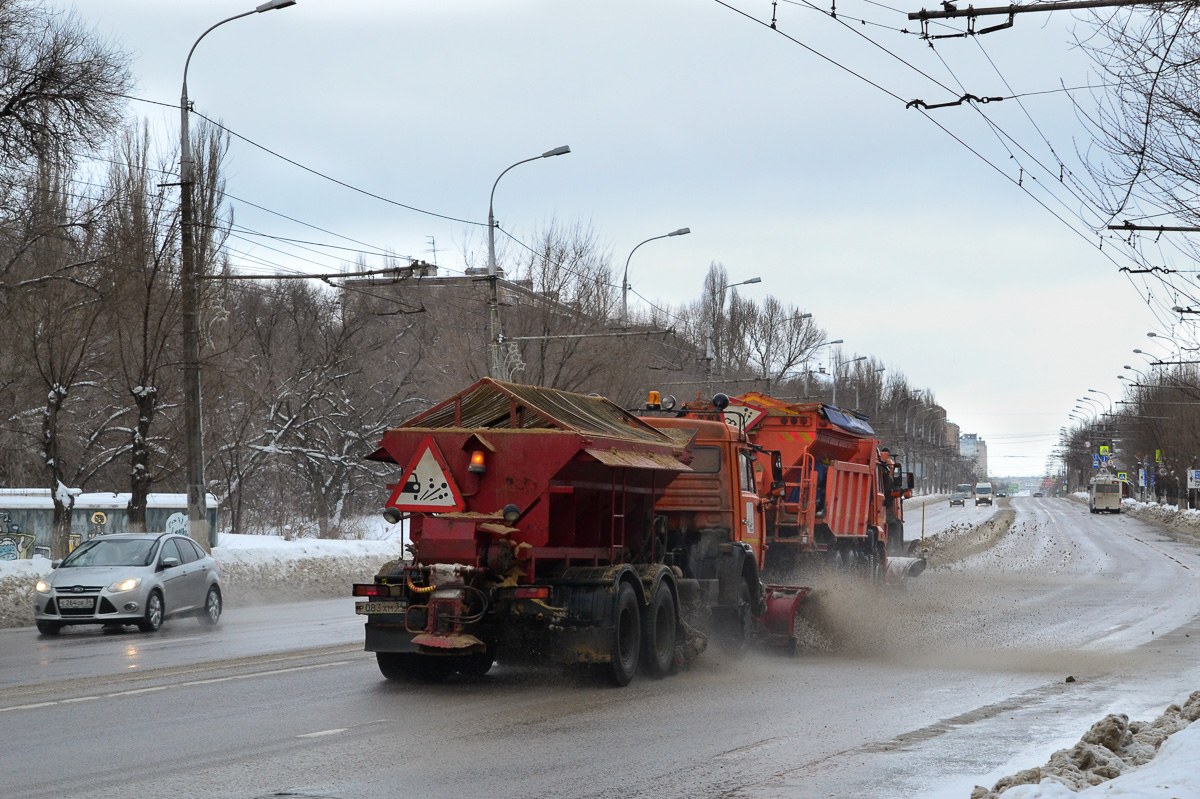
[1089,475,1122,514]
[974,482,993,506]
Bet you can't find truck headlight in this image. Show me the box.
[108,577,142,593]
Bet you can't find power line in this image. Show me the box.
[189,109,483,227]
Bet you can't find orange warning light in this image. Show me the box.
[469,449,487,474]
[647,391,661,410]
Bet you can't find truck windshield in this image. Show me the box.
[977,486,991,494]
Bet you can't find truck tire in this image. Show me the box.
[376,652,454,683]
[604,582,641,687]
[640,581,676,679]
[459,646,495,678]
[714,577,753,655]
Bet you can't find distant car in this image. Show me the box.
[997,491,1007,498]
[949,493,966,507]
[1033,491,1044,498]
[33,533,221,635]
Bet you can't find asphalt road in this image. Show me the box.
[2,496,1198,799]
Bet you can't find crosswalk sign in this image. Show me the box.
[386,436,466,512]
[1117,472,1127,481]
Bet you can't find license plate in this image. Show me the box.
[58,597,94,609]
[356,601,407,615]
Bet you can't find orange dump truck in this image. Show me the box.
[353,379,808,686]
[646,392,925,582]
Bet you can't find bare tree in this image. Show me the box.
[6,160,112,556]
[0,0,131,168]
[97,124,183,531]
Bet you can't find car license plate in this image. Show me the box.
[356,601,407,615]
[58,597,94,609]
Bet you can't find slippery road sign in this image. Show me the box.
[386,436,466,512]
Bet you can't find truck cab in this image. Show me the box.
[643,416,768,574]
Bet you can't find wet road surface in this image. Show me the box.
[1,496,1198,799]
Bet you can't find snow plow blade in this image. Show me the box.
[759,584,810,645]
[884,556,926,584]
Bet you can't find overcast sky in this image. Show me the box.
[72,0,1177,476]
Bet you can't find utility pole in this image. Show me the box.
[486,146,570,381]
[179,0,296,550]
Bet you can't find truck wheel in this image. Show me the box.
[459,646,495,678]
[604,582,641,686]
[376,652,454,683]
[715,577,753,654]
[640,581,676,679]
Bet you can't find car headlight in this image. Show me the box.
[35,580,51,594]
[107,577,142,593]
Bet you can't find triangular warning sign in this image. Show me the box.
[386,436,466,512]
[722,402,765,432]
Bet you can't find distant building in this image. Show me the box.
[945,421,961,448]
[960,433,988,477]
[0,490,217,559]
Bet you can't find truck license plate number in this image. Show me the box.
[356,601,407,615]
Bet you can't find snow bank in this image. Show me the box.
[971,691,1200,798]
[0,525,406,629]
[1068,495,1200,546]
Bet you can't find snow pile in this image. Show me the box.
[211,533,404,608]
[971,691,1200,798]
[0,526,405,628]
[0,558,53,629]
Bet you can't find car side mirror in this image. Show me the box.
[160,556,180,570]
[50,560,60,569]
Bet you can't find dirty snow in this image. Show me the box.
[0,519,407,628]
[972,692,1200,798]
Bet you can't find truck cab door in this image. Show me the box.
[738,450,767,567]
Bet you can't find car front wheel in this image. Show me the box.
[36,620,61,636]
[137,590,164,632]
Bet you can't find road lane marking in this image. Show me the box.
[0,660,353,714]
[297,728,349,738]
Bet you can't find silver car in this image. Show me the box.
[33,533,222,635]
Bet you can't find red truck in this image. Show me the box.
[353,379,807,686]
[657,392,925,581]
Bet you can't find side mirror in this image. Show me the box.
[160,556,181,570]
[50,560,60,569]
[906,472,915,490]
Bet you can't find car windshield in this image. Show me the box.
[951,494,964,499]
[60,538,156,568]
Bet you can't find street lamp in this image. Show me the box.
[832,355,866,407]
[485,145,571,379]
[620,228,690,326]
[706,276,762,394]
[1124,364,1149,380]
[180,0,296,550]
[803,338,842,398]
[1087,388,1113,413]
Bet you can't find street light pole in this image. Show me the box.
[486,145,571,380]
[832,355,865,407]
[806,338,842,400]
[620,228,689,326]
[180,0,296,551]
[706,276,761,395]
